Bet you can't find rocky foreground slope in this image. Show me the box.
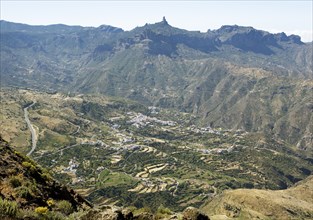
[0,136,92,219]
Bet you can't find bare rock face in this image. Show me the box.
[122,208,134,220]
[133,212,154,220]
[182,207,210,220]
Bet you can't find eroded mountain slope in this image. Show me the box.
[1,20,312,150]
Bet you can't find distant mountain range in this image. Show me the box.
[1,19,312,151]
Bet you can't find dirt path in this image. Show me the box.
[24,102,37,156]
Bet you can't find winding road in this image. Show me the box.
[24,102,37,156]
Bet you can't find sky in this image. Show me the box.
[1,1,312,42]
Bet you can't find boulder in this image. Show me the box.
[182,207,210,220]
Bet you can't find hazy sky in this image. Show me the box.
[1,1,312,42]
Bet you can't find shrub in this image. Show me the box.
[133,206,152,215]
[22,161,38,175]
[25,180,39,195]
[22,161,32,169]
[21,207,65,220]
[44,211,65,220]
[14,150,28,161]
[17,208,38,219]
[47,199,55,207]
[30,165,37,174]
[35,206,48,215]
[0,197,18,217]
[41,172,53,182]
[157,204,172,215]
[9,175,22,188]
[56,200,74,215]
[67,210,86,220]
[15,185,33,199]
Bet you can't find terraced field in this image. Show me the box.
[1,87,313,211]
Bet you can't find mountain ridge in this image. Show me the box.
[1,19,307,43]
[1,19,312,151]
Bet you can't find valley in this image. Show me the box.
[1,87,312,212]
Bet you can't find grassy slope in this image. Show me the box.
[201,176,313,220]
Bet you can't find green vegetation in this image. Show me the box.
[47,198,55,207]
[34,206,49,215]
[9,175,22,188]
[0,197,18,218]
[56,200,74,215]
[22,161,33,169]
[156,204,172,219]
[0,137,92,219]
[15,185,33,199]
[0,198,80,220]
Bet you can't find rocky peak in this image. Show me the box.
[183,207,210,220]
[162,16,169,25]
[147,16,172,30]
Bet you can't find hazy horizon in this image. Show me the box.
[1,1,312,42]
